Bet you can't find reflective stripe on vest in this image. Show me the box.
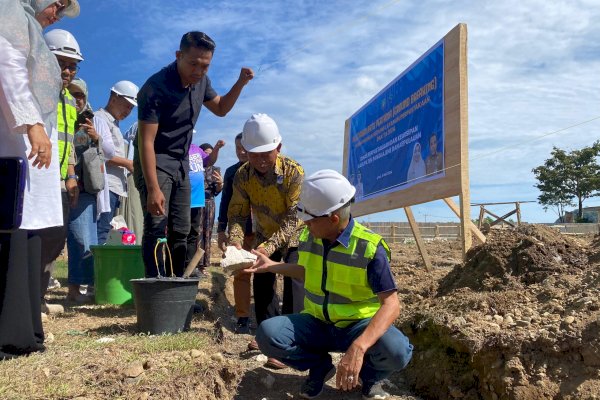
[57,89,77,179]
[298,222,391,328]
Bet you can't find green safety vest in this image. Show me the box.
[56,89,77,180]
[298,221,391,328]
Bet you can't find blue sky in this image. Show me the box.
[55,0,600,223]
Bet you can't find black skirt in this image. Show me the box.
[0,230,45,360]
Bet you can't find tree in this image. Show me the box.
[533,141,600,222]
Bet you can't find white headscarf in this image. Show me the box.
[407,142,426,182]
[0,0,63,129]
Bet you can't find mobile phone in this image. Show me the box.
[0,157,27,232]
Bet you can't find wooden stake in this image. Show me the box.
[444,197,486,244]
[404,207,432,271]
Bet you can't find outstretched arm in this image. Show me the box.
[203,67,254,117]
[243,250,305,281]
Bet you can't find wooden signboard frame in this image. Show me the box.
[343,23,484,268]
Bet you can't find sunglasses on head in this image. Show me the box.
[297,205,329,220]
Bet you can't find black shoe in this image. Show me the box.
[235,317,250,334]
[299,363,335,399]
[361,381,389,400]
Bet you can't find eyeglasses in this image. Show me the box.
[297,205,329,220]
[71,91,86,100]
[57,60,79,72]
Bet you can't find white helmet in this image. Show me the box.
[44,29,84,61]
[241,113,282,153]
[111,81,139,107]
[297,170,356,221]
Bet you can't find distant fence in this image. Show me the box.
[359,222,462,243]
[541,223,600,235]
[358,221,600,243]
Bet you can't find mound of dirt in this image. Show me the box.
[438,225,588,294]
[396,226,600,400]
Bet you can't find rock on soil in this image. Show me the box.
[397,225,600,400]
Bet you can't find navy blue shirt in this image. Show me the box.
[135,61,217,175]
[322,218,397,294]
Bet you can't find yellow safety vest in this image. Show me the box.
[299,222,391,328]
[56,89,77,180]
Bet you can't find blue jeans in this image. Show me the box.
[96,191,120,245]
[256,313,413,385]
[67,192,97,285]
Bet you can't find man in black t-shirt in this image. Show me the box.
[134,31,254,277]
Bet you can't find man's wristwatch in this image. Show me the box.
[67,174,79,181]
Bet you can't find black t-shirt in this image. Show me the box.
[135,61,217,175]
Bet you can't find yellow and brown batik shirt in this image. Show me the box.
[228,154,304,256]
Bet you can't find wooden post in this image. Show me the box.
[434,225,440,238]
[391,223,396,244]
[516,202,522,225]
[478,205,485,229]
[444,197,486,244]
[404,207,432,271]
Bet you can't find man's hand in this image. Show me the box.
[66,178,79,208]
[27,124,52,169]
[213,169,223,189]
[147,188,166,216]
[125,159,134,173]
[238,67,254,86]
[214,139,225,150]
[218,231,228,253]
[255,247,269,256]
[242,249,275,274]
[81,118,99,142]
[336,342,365,391]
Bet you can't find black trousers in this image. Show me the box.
[139,168,191,277]
[253,247,299,325]
[0,230,45,360]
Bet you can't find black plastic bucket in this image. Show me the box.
[130,277,200,334]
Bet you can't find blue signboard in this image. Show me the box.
[347,40,445,202]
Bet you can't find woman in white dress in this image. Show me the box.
[0,0,79,359]
[407,142,426,183]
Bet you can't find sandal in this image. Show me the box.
[248,339,260,351]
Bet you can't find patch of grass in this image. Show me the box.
[53,259,68,281]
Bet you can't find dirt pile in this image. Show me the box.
[396,225,600,400]
[438,225,588,294]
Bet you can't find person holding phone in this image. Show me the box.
[0,0,80,360]
[65,77,115,303]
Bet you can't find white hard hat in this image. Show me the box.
[111,81,139,107]
[241,113,282,153]
[297,170,356,221]
[44,29,84,61]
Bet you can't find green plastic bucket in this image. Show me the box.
[91,245,145,305]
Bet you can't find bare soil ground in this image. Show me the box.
[0,225,598,399]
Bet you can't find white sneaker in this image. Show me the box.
[47,277,61,290]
